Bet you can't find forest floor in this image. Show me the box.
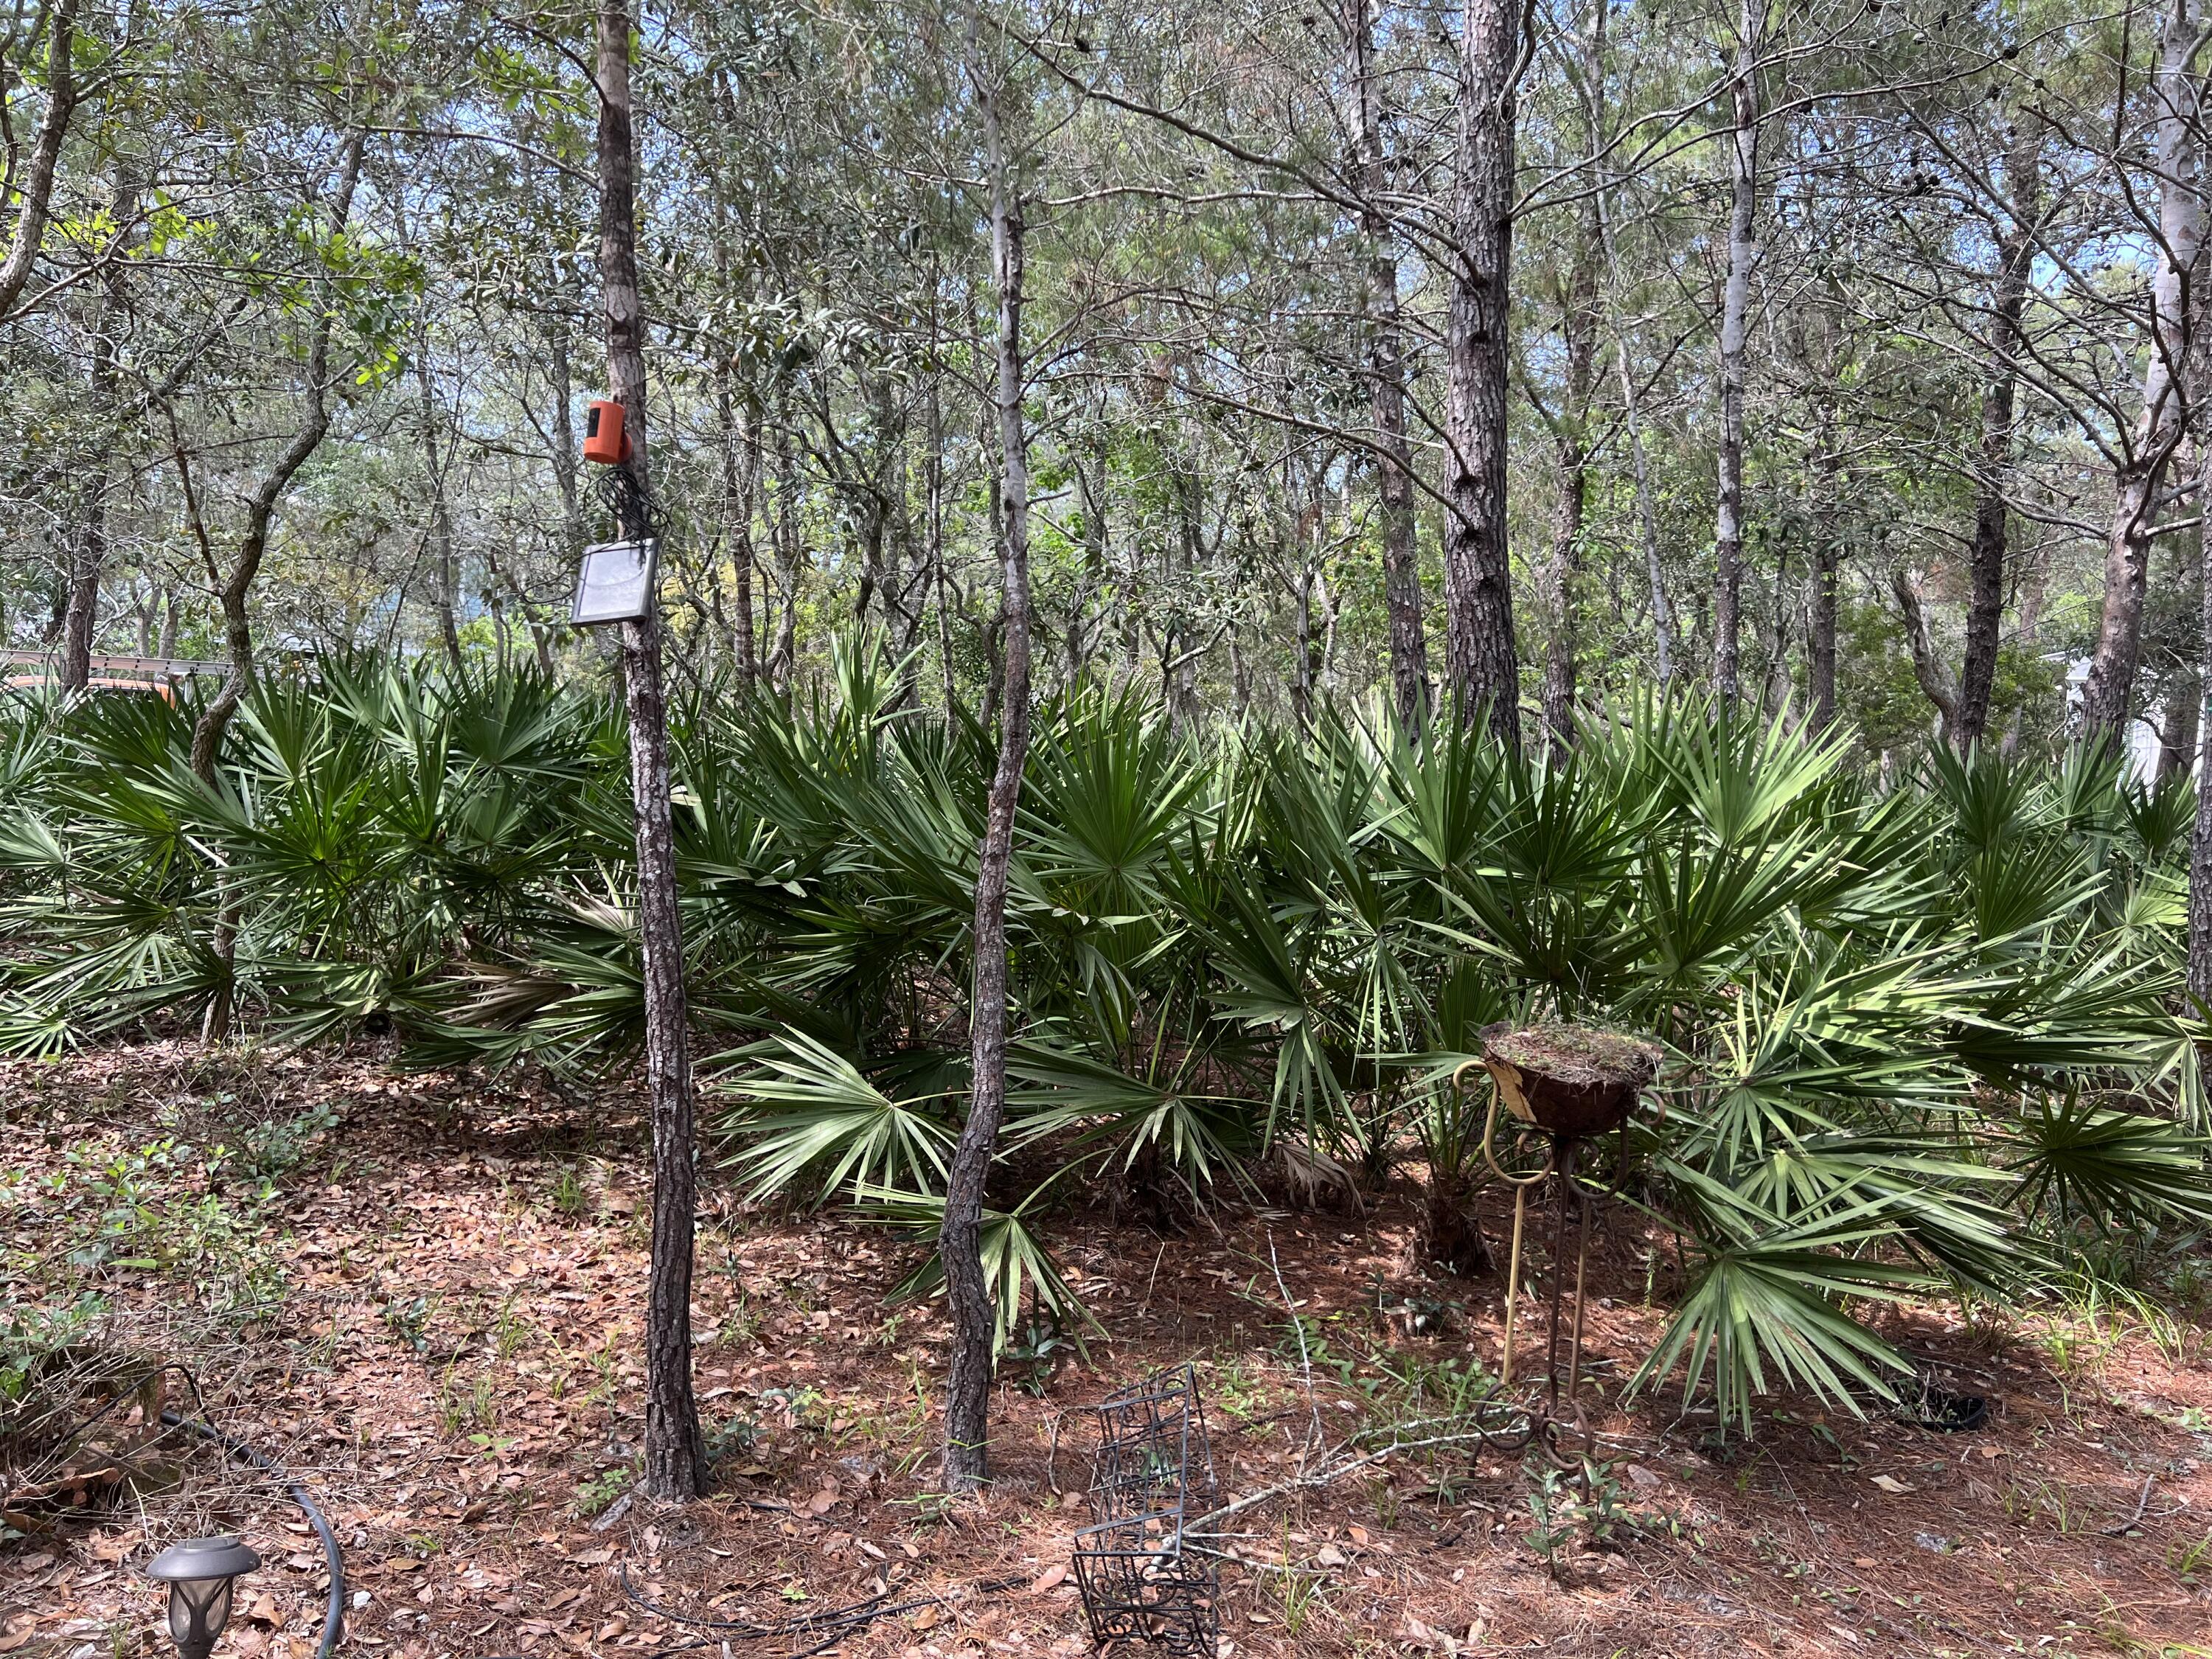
[3,1041,2211,1659]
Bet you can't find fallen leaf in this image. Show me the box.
[1348,1525,1370,1546]
[908,1606,941,1631]
[1624,1464,1661,1490]
[1314,1545,1346,1568]
[247,1594,285,1629]
[571,1549,613,1567]
[385,1559,426,1573]
[1031,1564,1067,1593]
[805,1489,838,1516]
[1870,1475,1916,1495]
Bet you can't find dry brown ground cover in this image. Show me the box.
[3,1041,2211,1659]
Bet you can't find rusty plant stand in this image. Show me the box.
[1455,1026,1661,1425]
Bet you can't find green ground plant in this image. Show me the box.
[2,644,2209,1429]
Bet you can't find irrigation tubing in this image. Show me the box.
[159,1407,345,1659]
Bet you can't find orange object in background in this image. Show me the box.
[583,400,631,465]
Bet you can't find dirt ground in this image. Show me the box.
[3,1041,2210,1659]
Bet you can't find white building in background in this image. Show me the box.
[2065,657,2168,781]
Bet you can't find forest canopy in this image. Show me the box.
[2,0,2201,765]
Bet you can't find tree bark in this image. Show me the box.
[597,0,705,1503]
[1440,0,1522,743]
[1536,0,1607,755]
[940,34,1034,1492]
[1713,0,1761,710]
[417,326,463,666]
[2189,453,2212,1004]
[188,131,364,782]
[1347,0,1430,730]
[769,400,801,695]
[1893,568,1962,746]
[2084,0,2203,742]
[1958,133,2040,750]
[0,0,80,324]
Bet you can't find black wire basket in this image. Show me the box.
[1072,1366,1218,1654]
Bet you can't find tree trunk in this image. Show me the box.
[2189,454,2212,1003]
[940,38,1034,1492]
[418,328,463,666]
[1347,0,1430,731]
[0,0,79,325]
[1893,569,1962,746]
[597,0,705,1503]
[1440,0,1523,745]
[175,131,363,1043]
[1713,0,1760,710]
[1959,135,2040,750]
[60,167,140,696]
[188,131,364,782]
[2084,0,2203,742]
[770,403,801,695]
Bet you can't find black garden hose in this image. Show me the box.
[160,1408,345,1659]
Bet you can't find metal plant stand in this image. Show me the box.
[1460,1026,1663,1429]
[1071,1367,1218,1655]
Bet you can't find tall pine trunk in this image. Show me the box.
[1348,0,1429,729]
[1541,0,1607,754]
[597,0,705,1501]
[1713,0,1760,709]
[2084,0,2202,741]
[1958,133,2040,749]
[940,33,1034,1492]
[1441,0,1521,743]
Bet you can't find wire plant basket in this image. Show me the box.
[1072,1366,1219,1655]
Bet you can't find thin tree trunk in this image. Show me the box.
[550,327,585,560]
[0,0,79,324]
[2085,0,2203,741]
[1347,0,1429,729]
[1809,439,1840,728]
[1713,0,1760,709]
[770,403,801,695]
[60,167,139,695]
[417,327,463,666]
[2188,451,2212,1003]
[598,0,704,1502]
[1959,134,2040,749]
[189,133,364,780]
[1893,569,1962,745]
[177,131,364,1043]
[940,36,1034,1492]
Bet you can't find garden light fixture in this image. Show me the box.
[145,1536,261,1659]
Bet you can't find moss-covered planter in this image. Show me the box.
[1481,1025,1661,1138]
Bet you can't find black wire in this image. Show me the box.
[159,1405,346,1659]
[592,464,666,543]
